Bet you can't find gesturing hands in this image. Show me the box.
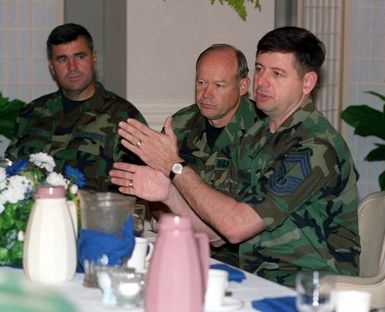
[118,117,183,176]
[109,163,171,202]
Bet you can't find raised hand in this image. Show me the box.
[118,117,183,176]
[109,163,171,202]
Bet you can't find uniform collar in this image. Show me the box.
[273,100,315,133]
[216,96,262,147]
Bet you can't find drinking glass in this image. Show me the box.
[109,270,145,308]
[296,271,335,312]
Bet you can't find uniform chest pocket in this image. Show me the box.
[71,131,108,156]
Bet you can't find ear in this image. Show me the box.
[303,71,317,95]
[92,51,97,67]
[239,77,250,96]
[48,62,55,76]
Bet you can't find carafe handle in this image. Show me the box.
[145,241,155,262]
[195,232,209,292]
[67,200,78,237]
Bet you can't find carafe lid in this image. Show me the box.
[35,185,66,199]
[158,214,192,231]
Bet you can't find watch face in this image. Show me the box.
[172,163,183,174]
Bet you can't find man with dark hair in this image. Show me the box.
[46,23,94,59]
[6,23,146,191]
[110,27,360,287]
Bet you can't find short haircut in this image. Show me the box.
[196,44,249,83]
[46,23,94,59]
[257,26,325,81]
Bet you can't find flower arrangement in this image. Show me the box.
[0,152,85,266]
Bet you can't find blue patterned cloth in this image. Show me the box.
[78,216,135,271]
[252,296,297,312]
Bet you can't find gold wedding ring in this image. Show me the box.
[128,179,134,188]
[136,139,143,148]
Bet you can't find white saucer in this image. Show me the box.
[205,297,243,312]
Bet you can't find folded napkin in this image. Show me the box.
[210,263,246,282]
[252,296,297,312]
[78,216,135,272]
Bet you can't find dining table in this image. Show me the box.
[1,264,295,312]
[0,226,296,312]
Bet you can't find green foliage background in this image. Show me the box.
[341,91,385,190]
[0,92,26,140]
[210,0,261,20]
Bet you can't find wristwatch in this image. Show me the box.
[169,161,187,180]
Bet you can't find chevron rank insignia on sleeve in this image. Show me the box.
[269,150,311,195]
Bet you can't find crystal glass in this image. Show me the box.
[94,265,136,305]
[109,269,145,308]
[296,271,335,312]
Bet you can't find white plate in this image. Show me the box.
[205,297,243,312]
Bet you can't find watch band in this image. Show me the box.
[169,161,187,180]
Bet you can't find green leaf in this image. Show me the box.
[210,0,261,21]
[341,105,385,140]
[1,213,15,231]
[0,200,30,266]
[8,241,23,264]
[365,144,385,161]
[0,248,9,261]
[380,171,385,191]
[365,90,385,103]
[0,91,26,139]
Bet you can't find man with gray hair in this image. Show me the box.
[115,43,265,266]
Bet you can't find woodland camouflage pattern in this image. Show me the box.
[229,101,360,287]
[172,96,264,266]
[6,82,146,191]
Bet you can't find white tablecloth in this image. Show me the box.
[2,227,295,311]
[2,263,295,312]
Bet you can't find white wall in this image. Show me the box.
[125,0,275,130]
[344,2,385,197]
[0,0,63,156]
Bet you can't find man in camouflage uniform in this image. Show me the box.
[151,44,264,266]
[233,103,360,286]
[6,23,145,191]
[109,27,360,287]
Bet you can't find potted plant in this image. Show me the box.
[341,91,385,190]
[0,92,26,141]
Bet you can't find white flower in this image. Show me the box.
[17,231,24,241]
[4,176,32,203]
[0,168,6,190]
[29,152,55,172]
[69,184,78,195]
[0,193,8,215]
[46,172,69,188]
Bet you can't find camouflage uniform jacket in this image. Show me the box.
[232,101,360,287]
[172,96,264,265]
[6,82,146,191]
